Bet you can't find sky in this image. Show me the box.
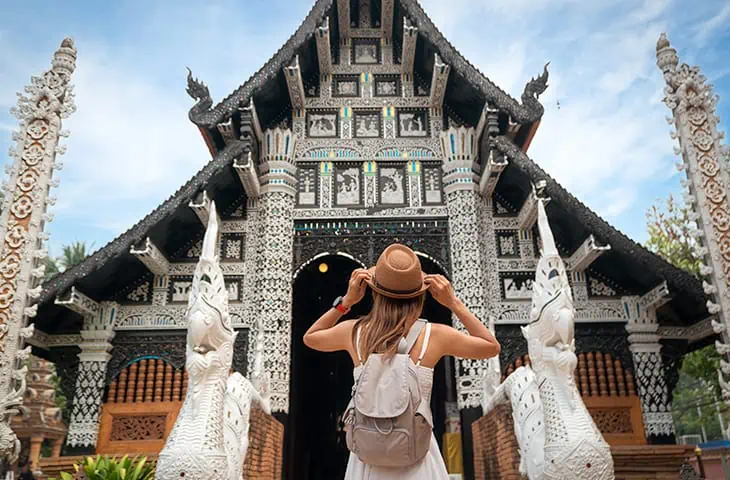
[1,0,729,257]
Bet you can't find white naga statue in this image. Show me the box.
[156,203,269,480]
[484,200,614,480]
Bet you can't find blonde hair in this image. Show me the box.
[353,292,425,361]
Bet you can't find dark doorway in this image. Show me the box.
[287,253,455,480]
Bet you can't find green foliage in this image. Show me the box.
[43,241,93,282]
[54,455,155,480]
[672,345,729,441]
[645,194,701,277]
[645,196,725,439]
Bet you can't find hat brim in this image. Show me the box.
[365,270,430,300]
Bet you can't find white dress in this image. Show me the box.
[344,323,450,480]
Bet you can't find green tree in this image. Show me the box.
[646,195,727,440]
[43,241,92,282]
[645,193,701,277]
[58,240,92,270]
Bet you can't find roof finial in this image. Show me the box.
[522,62,550,103]
[186,67,211,103]
[655,33,678,74]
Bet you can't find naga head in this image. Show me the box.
[522,200,576,375]
[186,202,235,358]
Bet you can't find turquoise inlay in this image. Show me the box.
[450,134,455,155]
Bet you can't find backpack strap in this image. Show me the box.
[355,324,364,366]
[401,319,426,354]
[416,322,432,366]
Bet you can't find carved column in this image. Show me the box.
[623,296,675,442]
[253,128,297,414]
[0,39,76,463]
[65,302,116,450]
[440,126,490,408]
[656,34,730,416]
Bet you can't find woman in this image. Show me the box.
[304,244,500,479]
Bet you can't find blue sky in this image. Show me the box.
[1,0,729,258]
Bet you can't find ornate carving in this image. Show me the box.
[293,219,450,274]
[487,200,614,479]
[110,415,166,441]
[157,203,237,479]
[0,38,77,460]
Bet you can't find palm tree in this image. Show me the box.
[43,241,93,281]
[59,241,92,270]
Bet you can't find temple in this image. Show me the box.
[15,1,715,479]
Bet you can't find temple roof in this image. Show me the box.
[188,0,547,154]
[34,0,708,334]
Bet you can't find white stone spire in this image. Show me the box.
[656,33,730,432]
[0,38,76,463]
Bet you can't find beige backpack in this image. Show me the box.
[344,319,433,467]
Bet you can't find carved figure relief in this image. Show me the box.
[170,280,192,303]
[398,111,429,137]
[335,166,361,206]
[379,166,406,205]
[307,112,338,138]
[502,273,535,300]
[354,112,381,138]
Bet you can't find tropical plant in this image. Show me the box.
[54,455,155,480]
[58,240,93,271]
[645,195,729,440]
[43,240,92,282]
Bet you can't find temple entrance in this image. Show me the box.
[288,252,455,480]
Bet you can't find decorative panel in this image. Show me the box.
[334,163,363,207]
[332,75,360,97]
[374,74,401,97]
[352,38,380,64]
[499,271,535,300]
[221,234,244,261]
[378,164,407,207]
[496,231,520,258]
[397,109,430,137]
[225,277,243,303]
[353,110,382,138]
[296,165,319,207]
[306,110,339,138]
[422,164,444,205]
[167,276,193,304]
[114,273,154,305]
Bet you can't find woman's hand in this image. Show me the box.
[424,274,460,310]
[343,268,371,309]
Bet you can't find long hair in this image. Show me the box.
[353,292,425,361]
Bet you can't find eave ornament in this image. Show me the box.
[567,235,611,272]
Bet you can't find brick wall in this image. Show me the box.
[471,403,522,480]
[243,404,285,480]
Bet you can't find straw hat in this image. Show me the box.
[366,244,429,299]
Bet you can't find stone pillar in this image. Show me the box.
[440,126,490,407]
[65,302,116,450]
[28,436,43,472]
[623,296,675,442]
[0,39,77,463]
[50,439,63,458]
[251,127,297,414]
[441,126,492,480]
[656,34,730,415]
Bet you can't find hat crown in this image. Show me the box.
[370,244,426,298]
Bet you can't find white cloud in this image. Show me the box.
[695,3,730,45]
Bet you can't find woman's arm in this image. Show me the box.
[303,269,370,353]
[424,274,501,360]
